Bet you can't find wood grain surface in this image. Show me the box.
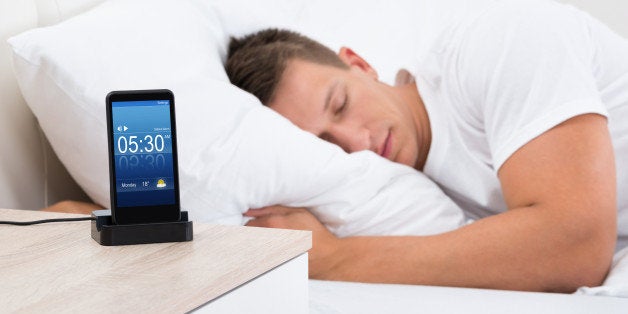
[0,209,311,313]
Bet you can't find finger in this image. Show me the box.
[244,208,272,217]
[245,216,273,228]
[245,218,262,227]
[244,206,292,217]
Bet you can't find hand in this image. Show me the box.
[42,200,103,215]
[245,206,342,278]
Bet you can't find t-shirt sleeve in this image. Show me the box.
[457,0,608,172]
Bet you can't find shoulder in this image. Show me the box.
[457,0,592,60]
[452,0,595,100]
[465,0,588,35]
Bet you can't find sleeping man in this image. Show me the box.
[225,1,628,292]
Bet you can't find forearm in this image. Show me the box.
[318,204,615,292]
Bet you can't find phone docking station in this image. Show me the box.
[91,210,193,246]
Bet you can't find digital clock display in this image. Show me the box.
[111,100,175,207]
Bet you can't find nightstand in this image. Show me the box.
[0,208,311,313]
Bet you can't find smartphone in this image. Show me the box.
[106,89,181,224]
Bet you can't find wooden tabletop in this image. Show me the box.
[0,208,311,313]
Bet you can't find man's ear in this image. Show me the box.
[338,47,378,80]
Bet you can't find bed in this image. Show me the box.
[2,0,628,313]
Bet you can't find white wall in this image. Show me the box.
[559,0,628,39]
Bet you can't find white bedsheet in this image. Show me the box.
[309,279,628,314]
[309,246,628,313]
[575,246,628,297]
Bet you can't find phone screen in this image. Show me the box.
[111,100,175,206]
[107,90,180,224]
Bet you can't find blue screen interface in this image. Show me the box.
[112,100,175,207]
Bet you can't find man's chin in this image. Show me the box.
[393,155,415,169]
[399,154,421,171]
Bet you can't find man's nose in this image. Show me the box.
[330,124,371,153]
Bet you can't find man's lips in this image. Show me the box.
[380,130,392,159]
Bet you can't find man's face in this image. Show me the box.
[268,56,422,169]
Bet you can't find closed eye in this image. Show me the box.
[335,93,348,116]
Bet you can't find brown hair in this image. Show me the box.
[225,28,348,105]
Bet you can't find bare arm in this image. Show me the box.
[247,114,617,292]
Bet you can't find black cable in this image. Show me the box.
[0,217,96,226]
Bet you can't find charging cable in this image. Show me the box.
[0,217,96,226]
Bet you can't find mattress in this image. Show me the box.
[309,279,628,314]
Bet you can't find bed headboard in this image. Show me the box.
[0,0,105,210]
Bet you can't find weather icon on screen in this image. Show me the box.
[156,179,166,188]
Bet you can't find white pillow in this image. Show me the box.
[9,0,466,237]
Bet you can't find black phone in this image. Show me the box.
[106,89,181,225]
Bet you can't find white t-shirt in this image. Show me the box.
[414,0,628,251]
